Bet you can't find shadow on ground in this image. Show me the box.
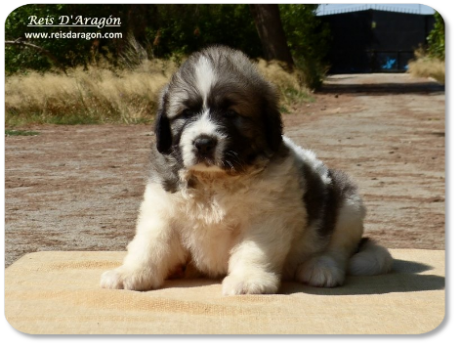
[281,259,445,296]
[317,82,445,95]
[160,259,445,296]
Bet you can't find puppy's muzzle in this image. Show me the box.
[193,135,217,159]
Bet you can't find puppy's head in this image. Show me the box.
[154,46,283,175]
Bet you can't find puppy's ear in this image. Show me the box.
[264,99,283,152]
[154,88,173,154]
[154,110,172,154]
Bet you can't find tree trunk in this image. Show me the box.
[249,4,294,70]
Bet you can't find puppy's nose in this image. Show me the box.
[194,135,217,155]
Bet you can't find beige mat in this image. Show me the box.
[5,249,445,335]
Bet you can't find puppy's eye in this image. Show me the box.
[181,109,194,118]
[225,109,238,117]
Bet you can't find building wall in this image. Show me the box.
[321,10,435,73]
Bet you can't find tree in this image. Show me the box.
[5,3,330,87]
[279,4,331,89]
[249,4,294,70]
[427,12,445,60]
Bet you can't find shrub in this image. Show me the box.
[408,48,445,84]
[5,59,177,126]
[427,12,445,60]
[5,56,312,126]
[279,5,331,89]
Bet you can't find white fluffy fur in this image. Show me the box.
[348,239,393,276]
[194,56,216,107]
[101,48,392,294]
[100,136,392,294]
[283,136,331,185]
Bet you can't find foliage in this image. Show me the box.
[5,4,263,73]
[408,47,444,84]
[408,57,444,84]
[6,4,330,87]
[5,129,40,136]
[408,12,445,84]
[5,59,175,127]
[279,4,331,89]
[426,12,445,60]
[5,57,311,126]
[5,4,127,73]
[150,5,263,59]
[6,4,326,126]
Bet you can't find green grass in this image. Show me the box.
[279,88,315,114]
[5,113,153,128]
[279,105,290,114]
[6,113,101,127]
[283,87,315,104]
[5,129,40,136]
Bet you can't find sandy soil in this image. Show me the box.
[4,73,445,267]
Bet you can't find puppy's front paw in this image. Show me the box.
[100,267,162,291]
[296,255,345,288]
[100,269,124,289]
[222,272,279,296]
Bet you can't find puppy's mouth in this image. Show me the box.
[193,155,218,168]
[189,135,222,171]
[185,135,258,175]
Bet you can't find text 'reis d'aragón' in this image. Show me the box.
[27,15,121,29]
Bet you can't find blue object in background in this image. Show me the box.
[382,58,397,70]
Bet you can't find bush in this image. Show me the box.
[5,60,177,126]
[5,4,125,73]
[6,4,330,90]
[427,12,445,60]
[407,12,445,84]
[150,5,263,59]
[5,4,263,74]
[408,48,445,84]
[5,55,312,126]
[279,5,331,89]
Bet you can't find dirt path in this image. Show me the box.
[4,74,445,267]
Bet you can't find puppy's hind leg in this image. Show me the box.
[296,253,348,288]
[348,238,393,276]
[296,191,366,288]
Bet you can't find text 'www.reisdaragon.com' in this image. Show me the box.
[24,31,123,40]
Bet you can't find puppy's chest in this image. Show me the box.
[178,185,247,275]
[181,184,247,228]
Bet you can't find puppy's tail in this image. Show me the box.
[348,238,393,276]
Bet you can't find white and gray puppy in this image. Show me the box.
[101,46,392,295]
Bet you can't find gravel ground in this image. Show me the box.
[4,73,445,267]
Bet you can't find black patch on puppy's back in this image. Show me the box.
[301,163,328,233]
[302,167,358,238]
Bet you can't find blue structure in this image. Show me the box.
[319,9,436,73]
[316,4,435,16]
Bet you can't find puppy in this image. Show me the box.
[101,46,392,295]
